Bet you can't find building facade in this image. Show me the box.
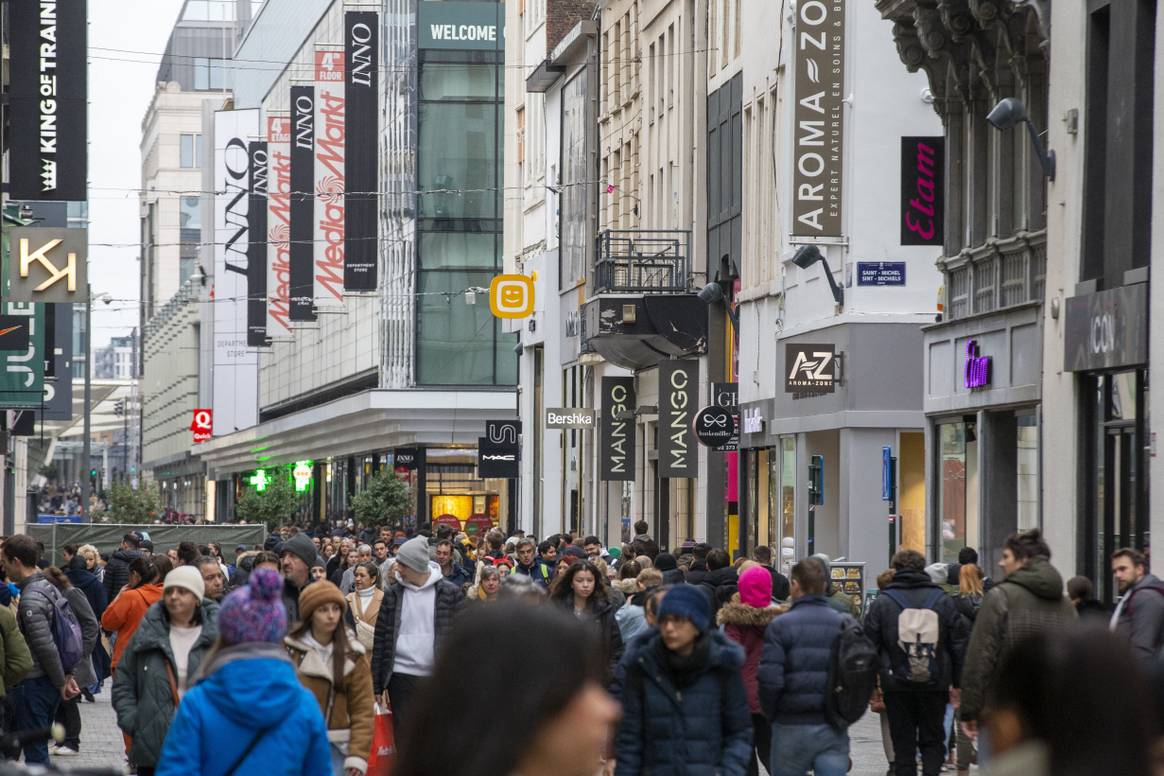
[94,333,138,381]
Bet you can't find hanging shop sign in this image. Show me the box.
[742,406,765,435]
[7,229,87,304]
[247,141,269,347]
[393,447,420,470]
[693,405,738,451]
[1064,284,1149,372]
[0,234,46,411]
[785,344,837,398]
[313,46,346,310]
[791,0,845,238]
[900,137,944,246]
[857,262,906,287]
[963,340,992,389]
[191,408,214,444]
[266,113,293,336]
[289,85,317,321]
[8,0,88,201]
[479,420,520,477]
[545,408,596,429]
[344,11,379,291]
[418,1,505,51]
[489,274,535,319]
[600,376,636,481]
[659,360,698,478]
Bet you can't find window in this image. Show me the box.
[420,63,496,100]
[193,58,226,90]
[938,422,980,564]
[182,0,233,21]
[180,134,201,168]
[418,103,498,219]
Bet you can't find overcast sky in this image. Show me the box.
[87,1,185,349]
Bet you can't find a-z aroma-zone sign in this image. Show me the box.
[418,1,503,50]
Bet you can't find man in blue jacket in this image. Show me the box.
[758,557,849,776]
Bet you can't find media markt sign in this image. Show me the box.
[418,1,504,51]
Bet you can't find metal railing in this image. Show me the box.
[594,229,689,294]
[943,230,1046,320]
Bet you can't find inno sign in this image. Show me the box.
[963,340,991,389]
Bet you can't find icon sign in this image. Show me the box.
[190,408,213,443]
[248,469,272,492]
[489,274,534,319]
[692,405,739,450]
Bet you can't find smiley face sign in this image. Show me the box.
[488,274,534,319]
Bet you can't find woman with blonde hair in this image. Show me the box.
[78,544,102,581]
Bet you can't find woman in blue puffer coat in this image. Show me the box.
[156,569,331,776]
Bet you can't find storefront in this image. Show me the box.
[1063,284,1149,601]
[924,303,1042,568]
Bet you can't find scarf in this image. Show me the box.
[656,630,712,688]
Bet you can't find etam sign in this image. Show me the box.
[418,1,504,51]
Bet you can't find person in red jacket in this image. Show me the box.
[718,565,786,776]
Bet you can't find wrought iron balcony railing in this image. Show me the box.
[594,229,690,294]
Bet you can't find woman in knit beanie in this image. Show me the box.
[155,569,331,776]
[286,581,375,776]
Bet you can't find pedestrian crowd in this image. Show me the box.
[0,520,1160,774]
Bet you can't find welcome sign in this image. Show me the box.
[418,1,504,51]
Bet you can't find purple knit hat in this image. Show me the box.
[218,567,286,646]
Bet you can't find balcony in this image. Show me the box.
[583,229,706,370]
[943,230,1046,320]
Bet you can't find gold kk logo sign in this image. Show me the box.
[7,228,87,303]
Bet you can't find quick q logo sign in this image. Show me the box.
[8,228,86,304]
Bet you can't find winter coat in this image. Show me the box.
[955,592,983,624]
[1113,574,1164,661]
[16,573,71,688]
[757,594,846,725]
[370,564,464,691]
[61,586,100,688]
[156,642,331,776]
[765,566,791,602]
[959,557,1076,721]
[285,632,375,775]
[103,547,142,604]
[614,630,752,776]
[616,590,651,643]
[862,569,969,692]
[345,588,385,653]
[112,600,219,768]
[101,582,163,672]
[441,563,473,591]
[0,606,32,696]
[283,577,306,626]
[65,555,109,621]
[718,598,786,714]
[555,595,624,682]
[701,567,739,614]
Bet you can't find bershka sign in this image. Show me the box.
[600,376,636,481]
[791,0,845,238]
[314,47,346,309]
[345,11,379,291]
[266,114,293,336]
[7,228,87,303]
[289,85,317,321]
[191,409,213,444]
[9,0,87,201]
[785,344,837,397]
[418,2,504,51]
[901,137,944,246]
[247,141,269,348]
[545,408,596,429]
[659,360,698,478]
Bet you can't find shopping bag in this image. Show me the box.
[366,703,396,776]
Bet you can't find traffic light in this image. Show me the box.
[89,468,98,479]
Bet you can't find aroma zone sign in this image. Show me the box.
[418,2,503,51]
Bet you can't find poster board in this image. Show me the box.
[830,561,866,614]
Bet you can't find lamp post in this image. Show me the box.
[81,284,92,519]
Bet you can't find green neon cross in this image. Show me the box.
[248,469,272,492]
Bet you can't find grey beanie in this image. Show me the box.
[280,533,317,569]
[395,537,431,573]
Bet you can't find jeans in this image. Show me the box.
[387,673,427,739]
[770,722,850,776]
[884,691,948,776]
[9,675,60,764]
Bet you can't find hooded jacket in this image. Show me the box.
[101,582,164,672]
[757,594,845,725]
[285,631,374,775]
[1113,574,1164,661]
[156,643,331,776]
[717,598,786,714]
[862,568,969,692]
[65,555,108,622]
[103,547,142,603]
[959,557,1076,721]
[614,630,751,775]
[112,599,219,768]
[370,561,463,691]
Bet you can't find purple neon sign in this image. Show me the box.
[964,340,991,389]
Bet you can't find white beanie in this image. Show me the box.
[164,565,205,601]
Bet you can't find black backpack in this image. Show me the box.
[824,616,878,729]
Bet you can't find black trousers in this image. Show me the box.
[387,673,427,739]
[747,713,771,776]
[54,696,81,748]
[885,691,947,776]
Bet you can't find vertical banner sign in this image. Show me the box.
[478,420,521,477]
[900,137,944,246]
[266,114,293,336]
[213,109,261,433]
[247,141,269,347]
[8,0,88,201]
[314,47,346,308]
[600,376,636,481]
[792,0,845,238]
[344,11,379,290]
[659,360,699,478]
[289,85,317,322]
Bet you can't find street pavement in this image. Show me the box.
[60,688,954,775]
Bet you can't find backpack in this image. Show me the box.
[31,582,84,674]
[824,616,878,729]
[883,588,944,687]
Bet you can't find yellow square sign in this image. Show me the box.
[489,274,534,319]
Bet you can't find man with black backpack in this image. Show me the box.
[2,534,82,764]
[864,549,968,776]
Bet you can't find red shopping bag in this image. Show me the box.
[366,703,396,776]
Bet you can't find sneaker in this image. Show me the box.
[53,745,79,756]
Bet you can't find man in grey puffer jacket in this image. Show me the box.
[2,535,81,764]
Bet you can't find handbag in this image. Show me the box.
[365,702,396,776]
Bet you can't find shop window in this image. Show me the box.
[1016,412,1040,530]
[939,422,980,564]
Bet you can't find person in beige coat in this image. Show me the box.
[286,582,375,776]
[344,562,384,653]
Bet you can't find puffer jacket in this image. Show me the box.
[370,563,464,692]
[757,594,845,724]
[156,642,331,776]
[101,582,163,672]
[285,631,375,775]
[111,600,219,768]
[16,574,69,688]
[103,547,142,603]
[0,606,33,696]
[959,557,1076,722]
[65,555,108,621]
[862,569,969,692]
[718,598,786,714]
[614,629,751,775]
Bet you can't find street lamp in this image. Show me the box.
[792,245,844,308]
[986,97,1056,181]
[81,289,113,519]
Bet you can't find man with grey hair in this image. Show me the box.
[340,543,373,594]
[197,556,226,602]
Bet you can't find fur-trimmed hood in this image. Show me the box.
[716,599,786,628]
